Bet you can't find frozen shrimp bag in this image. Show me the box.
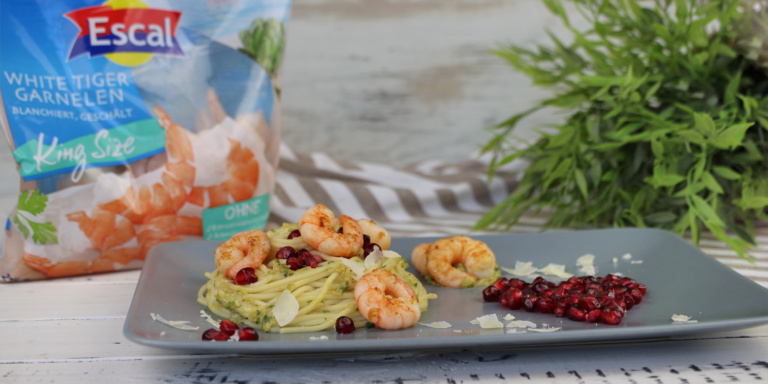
[0,0,290,281]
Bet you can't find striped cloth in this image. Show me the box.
[269,144,768,289]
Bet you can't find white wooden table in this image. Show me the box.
[3,1,768,382]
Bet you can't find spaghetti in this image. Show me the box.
[197,222,436,333]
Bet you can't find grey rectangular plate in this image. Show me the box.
[124,228,768,355]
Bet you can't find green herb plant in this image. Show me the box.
[476,0,768,260]
[13,190,57,245]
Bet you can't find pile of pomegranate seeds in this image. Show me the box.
[275,246,324,270]
[482,274,647,325]
[335,316,356,334]
[202,319,259,342]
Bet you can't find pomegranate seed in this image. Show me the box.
[275,246,296,260]
[586,309,603,322]
[219,319,239,336]
[237,327,259,341]
[482,286,501,302]
[234,268,258,285]
[581,295,600,311]
[202,328,229,341]
[622,277,638,286]
[618,293,634,310]
[523,296,539,312]
[507,278,527,290]
[566,276,582,287]
[628,288,644,304]
[533,276,546,283]
[491,277,509,290]
[287,230,301,239]
[535,297,555,314]
[335,316,356,334]
[500,288,524,310]
[628,283,647,295]
[531,281,549,294]
[601,306,624,325]
[552,286,569,299]
[285,256,303,270]
[337,227,344,234]
[362,234,371,246]
[553,305,567,318]
[297,250,318,268]
[566,305,587,322]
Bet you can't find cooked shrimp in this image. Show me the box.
[354,269,420,330]
[357,219,391,250]
[410,243,431,276]
[299,204,363,258]
[66,209,140,265]
[214,229,271,279]
[187,138,260,208]
[137,215,203,259]
[22,253,115,278]
[98,106,194,223]
[425,236,497,288]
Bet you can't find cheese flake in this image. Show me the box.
[150,313,199,331]
[539,263,573,278]
[364,248,384,270]
[528,327,562,333]
[470,314,504,329]
[200,310,221,328]
[501,261,538,276]
[382,250,401,259]
[273,290,300,326]
[671,314,697,323]
[576,254,595,266]
[341,258,365,280]
[418,321,452,329]
[506,320,537,329]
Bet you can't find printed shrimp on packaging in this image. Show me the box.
[0,0,290,281]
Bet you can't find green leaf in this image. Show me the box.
[693,113,717,137]
[711,122,753,150]
[574,168,588,199]
[712,166,741,180]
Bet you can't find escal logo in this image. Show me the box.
[65,0,183,66]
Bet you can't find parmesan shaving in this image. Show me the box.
[309,335,329,341]
[382,250,401,259]
[506,328,526,334]
[273,290,300,326]
[470,314,504,329]
[150,313,199,331]
[200,310,221,328]
[528,327,562,332]
[576,254,595,266]
[341,258,365,280]
[538,263,573,278]
[671,314,697,323]
[364,248,384,270]
[502,314,516,321]
[622,253,632,260]
[501,261,538,276]
[418,321,452,329]
[506,320,537,329]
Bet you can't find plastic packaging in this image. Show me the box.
[0,0,290,281]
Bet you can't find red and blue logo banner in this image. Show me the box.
[65,5,183,60]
